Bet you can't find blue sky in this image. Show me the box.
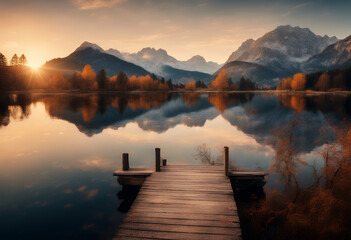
[0,0,350,66]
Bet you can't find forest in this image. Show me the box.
[276,67,351,91]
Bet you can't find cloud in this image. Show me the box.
[282,2,312,17]
[85,189,99,200]
[72,0,127,10]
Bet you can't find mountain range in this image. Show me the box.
[105,47,221,75]
[44,25,351,87]
[219,25,341,86]
[44,42,215,83]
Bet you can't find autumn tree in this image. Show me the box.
[277,77,292,90]
[185,81,196,90]
[96,69,108,89]
[48,71,67,89]
[0,53,7,67]
[81,64,96,89]
[291,73,306,91]
[18,54,28,65]
[315,72,330,91]
[10,54,19,66]
[211,69,229,90]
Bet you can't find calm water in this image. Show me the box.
[0,92,350,240]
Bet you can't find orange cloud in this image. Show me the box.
[72,0,127,10]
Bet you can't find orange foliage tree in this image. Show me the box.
[315,72,330,91]
[185,81,196,90]
[127,74,169,91]
[291,73,306,91]
[48,71,68,89]
[277,77,292,90]
[211,69,229,91]
[81,64,97,89]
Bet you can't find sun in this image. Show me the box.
[28,63,41,70]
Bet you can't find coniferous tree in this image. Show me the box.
[167,79,173,90]
[0,53,7,67]
[18,54,28,65]
[10,54,19,66]
[116,71,128,90]
[97,69,108,89]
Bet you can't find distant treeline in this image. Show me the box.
[277,66,351,91]
[0,64,176,91]
[209,69,263,91]
[0,63,262,92]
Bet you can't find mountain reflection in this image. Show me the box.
[0,92,350,153]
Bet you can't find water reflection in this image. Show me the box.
[1,92,350,150]
[0,92,350,239]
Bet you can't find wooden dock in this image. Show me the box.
[114,165,242,240]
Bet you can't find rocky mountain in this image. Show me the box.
[226,39,254,63]
[227,25,338,71]
[304,35,351,72]
[75,41,105,53]
[222,25,339,85]
[107,47,222,75]
[44,45,149,77]
[159,65,212,84]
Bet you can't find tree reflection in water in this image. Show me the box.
[0,92,351,239]
[243,120,351,240]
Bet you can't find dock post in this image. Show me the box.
[224,146,229,177]
[162,159,167,166]
[155,148,161,172]
[122,153,129,171]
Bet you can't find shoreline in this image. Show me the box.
[1,89,351,95]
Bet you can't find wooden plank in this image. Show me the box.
[130,206,237,215]
[123,216,240,228]
[115,229,240,240]
[127,212,240,222]
[137,195,234,203]
[119,222,239,235]
[113,168,154,176]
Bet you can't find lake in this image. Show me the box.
[0,92,350,239]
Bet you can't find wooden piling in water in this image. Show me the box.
[224,146,229,177]
[155,148,161,172]
[122,153,129,171]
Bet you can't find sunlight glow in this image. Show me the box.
[28,63,42,70]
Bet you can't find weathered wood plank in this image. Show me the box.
[115,229,241,240]
[113,168,154,176]
[126,212,240,222]
[123,216,240,228]
[120,222,239,235]
[130,206,237,215]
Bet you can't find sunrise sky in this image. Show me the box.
[1,0,351,67]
